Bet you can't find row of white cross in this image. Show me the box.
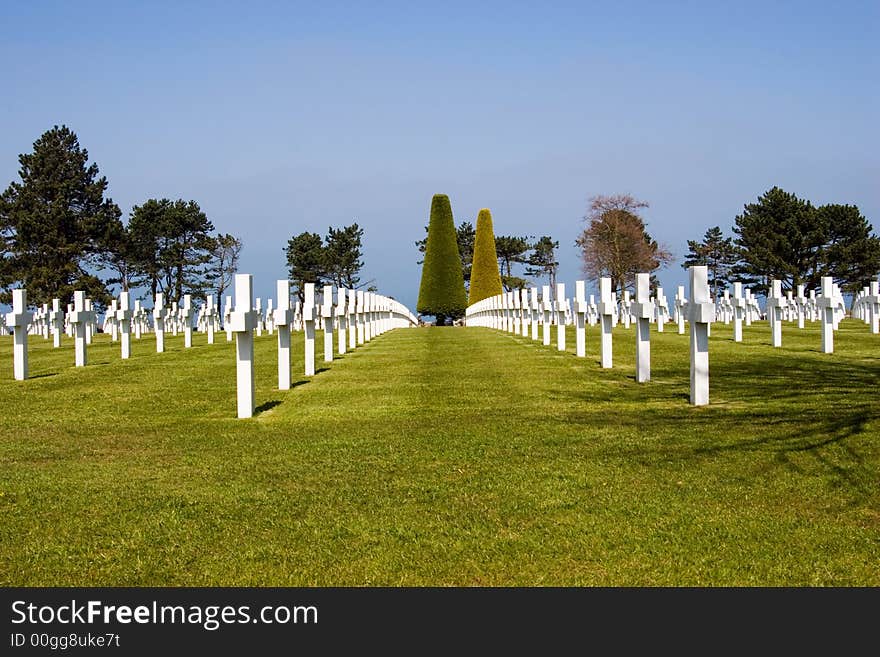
[3,277,419,420]
[229,275,418,418]
[465,268,877,405]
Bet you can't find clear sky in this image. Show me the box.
[2,0,877,311]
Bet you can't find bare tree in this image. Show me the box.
[575,194,673,295]
[209,233,243,305]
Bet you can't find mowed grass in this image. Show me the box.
[0,317,878,586]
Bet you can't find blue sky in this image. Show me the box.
[2,1,877,311]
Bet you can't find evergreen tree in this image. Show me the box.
[525,235,559,290]
[681,226,739,300]
[0,125,122,307]
[285,231,327,304]
[324,223,364,289]
[467,208,504,304]
[495,235,532,292]
[732,187,880,294]
[127,198,216,302]
[415,220,475,286]
[416,194,467,324]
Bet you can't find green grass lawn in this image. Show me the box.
[1,318,878,586]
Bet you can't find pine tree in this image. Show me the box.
[417,194,467,324]
[468,208,504,304]
[0,125,122,307]
[681,226,739,300]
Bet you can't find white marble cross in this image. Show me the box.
[675,285,686,334]
[229,274,257,418]
[348,289,357,350]
[133,300,143,340]
[117,291,133,359]
[867,281,880,334]
[182,295,194,347]
[530,288,540,341]
[274,280,294,390]
[688,266,714,406]
[598,277,614,369]
[336,288,348,355]
[153,293,167,353]
[520,289,530,337]
[266,298,275,335]
[621,291,632,329]
[555,283,566,351]
[224,295,233,341]
[49,298,64,348]
[322,284,334,362]
[574,280,587,357]
[795,284,807,329]
[205,296,216,344]
[817,276,835,353]
[6,289,32,380]
[69,290,93,368]
[732,282,744,342]
[303,283,317,375]
[766,280,787,348]
[632,273,653,383]
[541,285,552,346]
[654,286,668,332]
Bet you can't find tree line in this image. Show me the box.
[0,125,241,310]
[682,187,880,298]
[415,223,560,293]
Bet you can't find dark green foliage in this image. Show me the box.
[816,204,880,294]
[324,223,364,289]
[682,226,739,300]
[733,187,880,294]
[127,198,216,302]
[285,231,327,302]
[468,208,503,304]
[417,194,467,324]
[0,125,122,307]
[285,223,365,303]
[525,235,559,289]
[495,235,532,292]
[415,220,475,286]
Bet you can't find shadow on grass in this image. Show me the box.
[255,400,282,414]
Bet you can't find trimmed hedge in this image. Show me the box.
[417,194,467,323]
[467,208,504,305]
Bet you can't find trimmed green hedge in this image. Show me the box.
[468,208,504,305]
[417,194,467,323]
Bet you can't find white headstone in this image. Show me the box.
[304,283,317,375]
[6,289,32,380]
[182,294,193,348]
[117,291,132,359]
[69,290,93,367]
[732,282,744,343]
[336,288,348,355]
[766,280,786,348]
[818,276,835,353]
[574,280,587,357]
[49,298,63,348]
[632,273,653,383]
[322,284,334,362]
[688,266,714,406]
[229,274,257,418]
[153,293,167,353]
[274,280,293,390]
[530,288,540,341]
[598,277,614,369]
[541,285,552,346]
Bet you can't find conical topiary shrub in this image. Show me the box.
[467,208,504,305]
[417,194,467,325]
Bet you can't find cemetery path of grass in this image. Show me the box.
[1,323,878,585]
